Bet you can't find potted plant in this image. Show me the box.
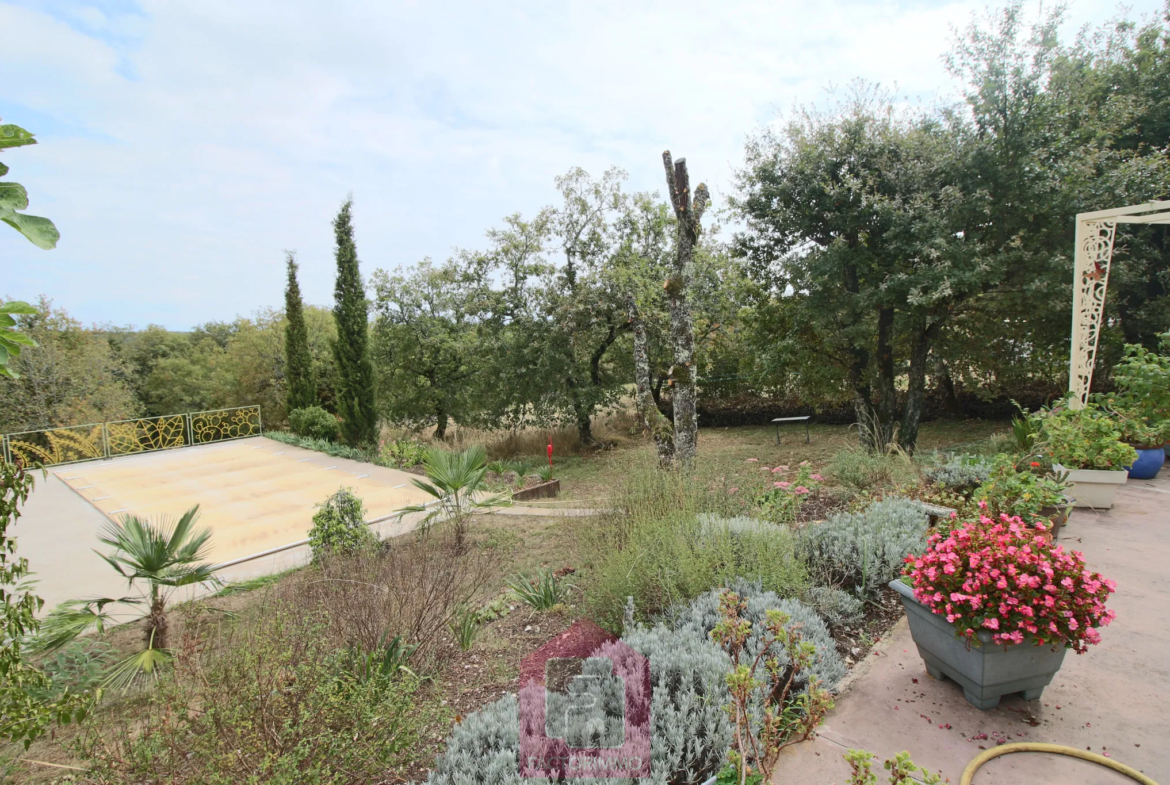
[1114,411,1168,480]
[892,515,1116,710]
[970,455,1072,538]
[1108,337,1170,476]
[1037,404,1137,509]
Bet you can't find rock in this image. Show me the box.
[502,470,521,485]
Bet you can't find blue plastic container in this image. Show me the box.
[1126,447,1166,480]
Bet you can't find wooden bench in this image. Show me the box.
[772,416,810,444]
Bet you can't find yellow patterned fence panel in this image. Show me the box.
[190,406,262,444]
[106,414,189,457]
[5,424,106,468]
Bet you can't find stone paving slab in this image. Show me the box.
[774,473,1170,784]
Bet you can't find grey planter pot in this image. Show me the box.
[890,579,1068,710]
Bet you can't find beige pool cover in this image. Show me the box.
[52,436,432,564]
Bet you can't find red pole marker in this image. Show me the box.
[547,437,554,467]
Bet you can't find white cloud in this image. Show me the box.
[1,0,1161,328]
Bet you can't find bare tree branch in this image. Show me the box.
[662,150,681,215]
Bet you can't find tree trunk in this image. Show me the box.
[874,305,897,452]
[898,317,940,455]
[145,595,167,650]
[434,407,449,440]
[938,363,962,418]
[575,405,593,446]
[627,296,675,467]
[662,151,709,467]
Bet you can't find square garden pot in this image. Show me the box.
[1053,464,1127,509]
[890,579,1068,710]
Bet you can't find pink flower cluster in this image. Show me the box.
[905,515,1116,654]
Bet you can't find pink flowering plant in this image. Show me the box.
[903,515,1116,653]
[754,463,822,524]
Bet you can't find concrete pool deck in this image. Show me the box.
[14,436,431,614]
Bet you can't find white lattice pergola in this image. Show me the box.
[1069,200,1170,409]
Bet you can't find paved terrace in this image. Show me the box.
[776,472,1169,783]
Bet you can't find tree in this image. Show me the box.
[37,506,220,690]
[0,122,58,250]
[0,298,140,433]
[284,252,316,413]
[662,151,710,465]
[372,258,479,439]
[0,462,92,748]
[331,196,378,447]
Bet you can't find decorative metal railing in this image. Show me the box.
[1,405,262,467]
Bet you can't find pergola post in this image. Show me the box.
[1068,200,1170,409]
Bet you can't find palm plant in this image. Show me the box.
[396,446,510,550]
[36,506,221,690]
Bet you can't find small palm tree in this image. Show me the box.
[397,446,510,550]
[36,506,221,690]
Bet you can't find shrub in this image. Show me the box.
[308,487,375,562]
[923,454,991,494]
[286,529,501,666]
[584,497,807,632]
[507,570,571,610]
[80,606,429,784]
[970,455,1068,521]
[799,498,928,597]
[380,438,426,468]
[802,586,864,628]
[827,448,918,493]
[288,405,340,441]
[753,464,824,523]
[428,624,734,785]
[671,579,846,692]
[711,590,833,783]
[905,515,1117,652]
[266,430,373,462]
[1037,403,1138,470]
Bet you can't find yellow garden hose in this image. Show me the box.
[961,742,1158,785]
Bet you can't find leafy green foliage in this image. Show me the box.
[1,298,140,432]
[308,488,375,562]
[288,405,340,441]
[971,455,1069,520]
[379,438,426,468]
[1038,403,1139,470]
[266,429,372,462]
[340,631,418,682]
[0,300,37,380]
[332,196,379,447]
[506,570,570,610]
[450,606,480,651]
[284,252,317,413]
[0,462,93,747]
[0,122,59,249]
[845,750,943,785]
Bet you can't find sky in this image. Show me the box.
[2,0,1164,330]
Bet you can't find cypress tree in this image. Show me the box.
[284,252,317,414]
[331,196,378,447]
